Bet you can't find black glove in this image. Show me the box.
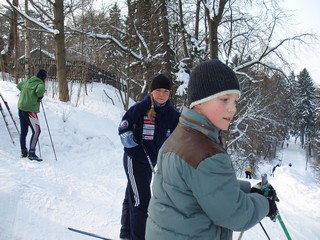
[267,198,278,222]
[251,182,279,222]
[38,96,43,102]
[251,182,279,201]
[133,127,142,144]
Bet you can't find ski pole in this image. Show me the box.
[262,173,292,240]
[277,213,292,240]
[0,102,15,144]
[41,101,57,161]
[238,221,270,240]
[237,231,244,240]
[140,140,155,174]
[259,222,270,240]
[0,93,20,134]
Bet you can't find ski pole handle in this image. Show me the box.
[261,173,268,186]
[261,173,270,196]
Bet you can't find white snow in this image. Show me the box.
[0,78,319,240]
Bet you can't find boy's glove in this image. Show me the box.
[267,198,279,222]
[251,182,279,222]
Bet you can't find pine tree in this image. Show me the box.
[295,68,316,147]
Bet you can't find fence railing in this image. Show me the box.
[1,59,126,92]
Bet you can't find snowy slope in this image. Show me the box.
[0,79,319,240]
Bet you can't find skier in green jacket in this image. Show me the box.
[17,69,46,161]
[146,60,279,239]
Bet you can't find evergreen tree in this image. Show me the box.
[287,72,299,137]
[295,68,316,146]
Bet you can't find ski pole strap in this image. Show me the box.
[277,214,292,240]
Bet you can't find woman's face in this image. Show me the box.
[152,88,170,104]
[194,93,239,131]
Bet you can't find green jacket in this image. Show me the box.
[146,107,269,240]
[17,76,46,113]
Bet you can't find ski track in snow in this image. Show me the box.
[1,80,320,240]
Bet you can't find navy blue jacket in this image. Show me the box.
[118,95,180,165]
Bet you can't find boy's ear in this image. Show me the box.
[192,104,202,112]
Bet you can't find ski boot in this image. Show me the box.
[28,151,43,162]
[21,148,28,158]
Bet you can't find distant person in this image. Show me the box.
[17,69,47,161]
[245,166,253,179]
[118,74,180,240]
[289,163,292,167]
[146,59,279,240]
[271,164,280,176]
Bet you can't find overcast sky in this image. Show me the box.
[281,0,320,85]
[1,0,319,85]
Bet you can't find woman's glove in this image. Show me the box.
[133,127,142,144]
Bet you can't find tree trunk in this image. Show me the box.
[54,0,69,102]
[178,0,189,58]
[205,0,227,59]
[13,0,19,83]
[159,0,174,75]
[24,0,31,79]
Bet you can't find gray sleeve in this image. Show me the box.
[238,179,251,193]
[192,154,269,231]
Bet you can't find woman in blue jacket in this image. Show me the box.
[118,74,180,240]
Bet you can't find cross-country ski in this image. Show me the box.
[68,227,112,240]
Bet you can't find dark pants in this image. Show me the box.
[19,110,41,153]
[120,152,153,240]
[245,171,252,179]
[272,165,280,176]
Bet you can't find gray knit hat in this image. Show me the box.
[187,59,241,108]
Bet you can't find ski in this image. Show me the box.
[68,227,112,240]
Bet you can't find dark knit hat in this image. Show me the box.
[150,74,172,91]
[187,59,241,108]
[36,69,47,80]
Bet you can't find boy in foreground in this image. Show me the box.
[146,59,278,239]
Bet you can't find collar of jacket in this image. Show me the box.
[179,107,221,144]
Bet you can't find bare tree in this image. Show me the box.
[5,0,77,102]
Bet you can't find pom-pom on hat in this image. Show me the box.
[36,69,47,80]
[150,74,172,91]
[187,59,241,108]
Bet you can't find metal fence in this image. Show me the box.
[1,58,126,91]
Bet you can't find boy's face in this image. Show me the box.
[195,93,239,131]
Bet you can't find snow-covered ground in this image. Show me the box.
[0,78,319,240]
